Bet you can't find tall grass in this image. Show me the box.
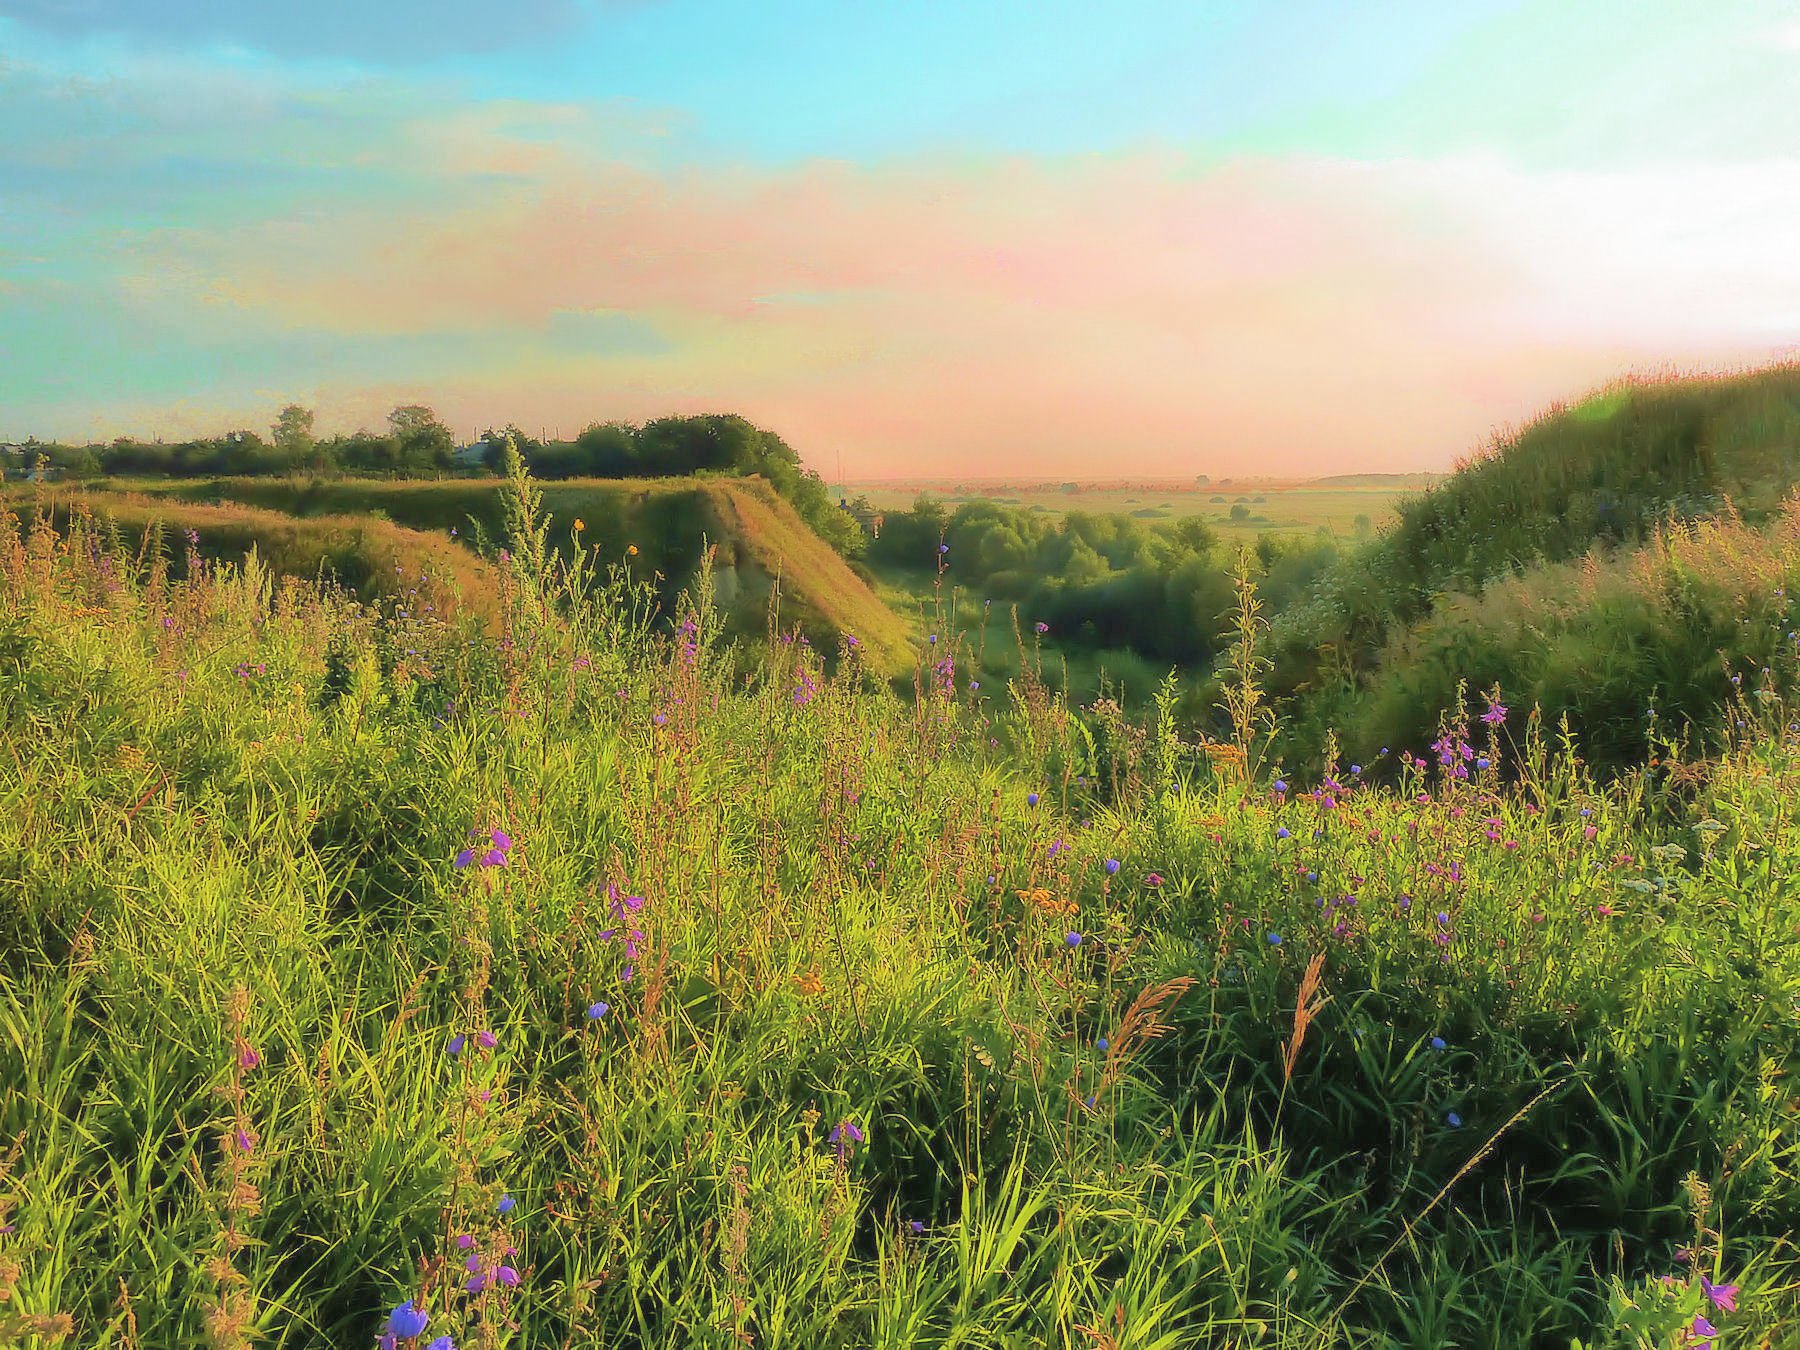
[0,460,1796,1346]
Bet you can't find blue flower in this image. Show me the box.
[387,1301,429,1339]
[1276,827,1291,840]
[1027,792,1039,807]
[586,1002,610,1020]
[1446,1111,1462,1128]
[1267,933,1282,945]
[427,1339,456,1350]
[1104,858,1120,875]
[1273,779,1288,793]
[447,1034,466,1057]
[497,1193,515,1214]
[1429,1036,1446,1051]
[1096,1037,1109,1052]
[1065,932,1083,947]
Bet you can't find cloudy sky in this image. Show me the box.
[1,1,1796,476]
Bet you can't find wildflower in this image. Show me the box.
[238,1046,260,1070]
[455,1234,475,1250]
[1047,839,1067,858]
[455,827,513,870]
[448,1034,466,1056]
[908,1220,926,1234]
[938,543,949,554]
[1267,932,1281,945]
[1476,757,1491,770]
[497,1193,515,1214]
[1430,1036,1446,1051]
[494,1266,521,1288]
[1690,1314,1718,1347]
[1273,779,1288,793]
[1481,701,1508,726]
[1104,858,1120,875]
[586,1002,610,1020]
[1084,1093,1097,1109]
[1065,932,1083,947]
[477,1030,497,1050]
[1276,827,1291,840]
[828,1120,865,1164]
[380,1338,398,1350]
[626,544,639,555]
[1096,1037,1109,1052]
[1027,792,1039,807]
[465,1272,487,1294]
[387,1302,429,1339]
[1144,873,1164,887]
[427,1339,455,1350]
[1034,622,1049,634]
[1700,1278,1738,1313]
[1446,1111,1462,1128]
[573,518,585,532]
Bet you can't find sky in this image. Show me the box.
[1,1,1797,478]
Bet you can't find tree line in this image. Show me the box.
[13,405,862,555]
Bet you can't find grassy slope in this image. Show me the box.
[1,501,1795,1347]
[1371,364,1800,620]
[79,474,911,671]
[1269,364,1800,760]
[1,485,500,621]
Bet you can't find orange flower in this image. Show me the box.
[793,970,824,997]
[1017,887,1075,917]
[626,544,639,556]
[573,518,585,533]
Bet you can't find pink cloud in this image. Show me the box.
[150,142,1798,476]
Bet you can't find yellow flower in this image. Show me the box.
[793,970,824,997]
[573,518,585,533]
[626,544,639,556]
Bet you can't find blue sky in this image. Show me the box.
[2,0,1796,473]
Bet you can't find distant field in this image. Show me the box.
[844,475,1440,536]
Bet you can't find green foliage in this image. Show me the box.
[871,498,1338,672]
[2,484,1797,1348]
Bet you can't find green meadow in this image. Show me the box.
[1,445,1794,1348]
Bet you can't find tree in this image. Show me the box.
[1229,503,1251,521]
[388,405,454,472]
[272,405,315,461]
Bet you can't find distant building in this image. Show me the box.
[839,497,884,538]
[453,440,495,468]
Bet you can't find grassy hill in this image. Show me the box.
[0,486,501,621]
[1267,364,1800,763]
[68,474,913,672]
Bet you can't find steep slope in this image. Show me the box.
[94,474,912,671]
[1274,363,1800,677]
